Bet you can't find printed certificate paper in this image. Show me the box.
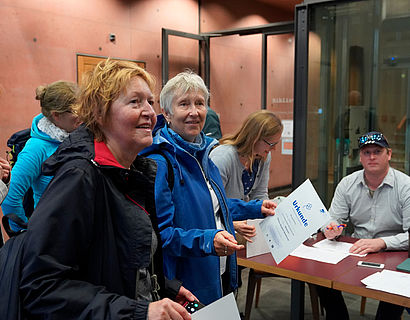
[246,219,270,258]
[192,292,241,320]
[260,179,330,264]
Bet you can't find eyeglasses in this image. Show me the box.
[358,133,384,145]
[361,149,384,157]
[263,139,279,149]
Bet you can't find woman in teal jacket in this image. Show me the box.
[2,81,80,231]
[141,71,276,305]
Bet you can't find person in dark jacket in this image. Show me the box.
[140,71,277,305]
[19,59,194,320]
[202,106,222,139]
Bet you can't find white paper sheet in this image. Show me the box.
[290,244,349,264]
[246,219,270,258]
[260,179,330,264]
[313,239,367,257]
[191,292,241,320]
[361,269,410,298]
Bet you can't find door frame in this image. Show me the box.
[162,21,294,108]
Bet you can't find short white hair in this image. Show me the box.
[160,70,209,115]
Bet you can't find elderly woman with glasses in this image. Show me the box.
[141,71,276,305]
[210,110,283,242]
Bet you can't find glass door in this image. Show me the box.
[296,0,410,206]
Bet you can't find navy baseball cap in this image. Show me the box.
[358,131,390,149]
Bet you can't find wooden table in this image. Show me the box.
[237,234,410,319]
[333,249,410,308]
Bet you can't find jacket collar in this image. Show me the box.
[94,140,124,168]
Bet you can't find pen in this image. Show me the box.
[326,224,347,230]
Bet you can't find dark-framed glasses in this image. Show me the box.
[263,139,279,149]
[361,149,384,157]
[62,109,78,115]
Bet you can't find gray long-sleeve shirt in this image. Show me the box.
[327,167,410,250]
[210,144,270,201]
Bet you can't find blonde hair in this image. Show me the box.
[75,59,155,141]
[220,110,282,170]
[35,81,79,118]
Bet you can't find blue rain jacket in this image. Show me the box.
[141,117,263,304]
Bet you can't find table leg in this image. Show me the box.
[244,269,258,320]
[291,279,305,320]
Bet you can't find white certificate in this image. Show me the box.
[246,219,270,258]
[192,292,241,320]
[260,179,330,264]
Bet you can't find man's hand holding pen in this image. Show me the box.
[324,222,346,240]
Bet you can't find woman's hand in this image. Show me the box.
[233,220,256,242]
[214,230,244,256]
[148,298,191,320]
[174,286,198,305]
[323,222,343,240]
[261,200,276,217]
[0,157,11,183]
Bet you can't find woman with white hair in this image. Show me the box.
[141,71,276,305]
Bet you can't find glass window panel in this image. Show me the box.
[305,0,410,206]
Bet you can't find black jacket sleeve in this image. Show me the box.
[164,278,182,300]
[20,164,147,320]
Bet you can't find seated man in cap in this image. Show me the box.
[317,131,410,320]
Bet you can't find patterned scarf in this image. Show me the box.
[38,116,69,142]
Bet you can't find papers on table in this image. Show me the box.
[246,219,270,258]
[260,179,330,264]
[313,239,367,257]
[192,292,241,320]
[361,269,410,298]
[290,244,349,264]
[290,238,367,264]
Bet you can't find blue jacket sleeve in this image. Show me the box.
[227,198,264,221]
[1,139,46,230]
[149,154,220,257]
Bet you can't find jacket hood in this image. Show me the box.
[42,125,94,176]
[152,113,167,136]
[140,114,218,186]
[141,114,218,157]
[31,114,60,143]
[140,114,173,156]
